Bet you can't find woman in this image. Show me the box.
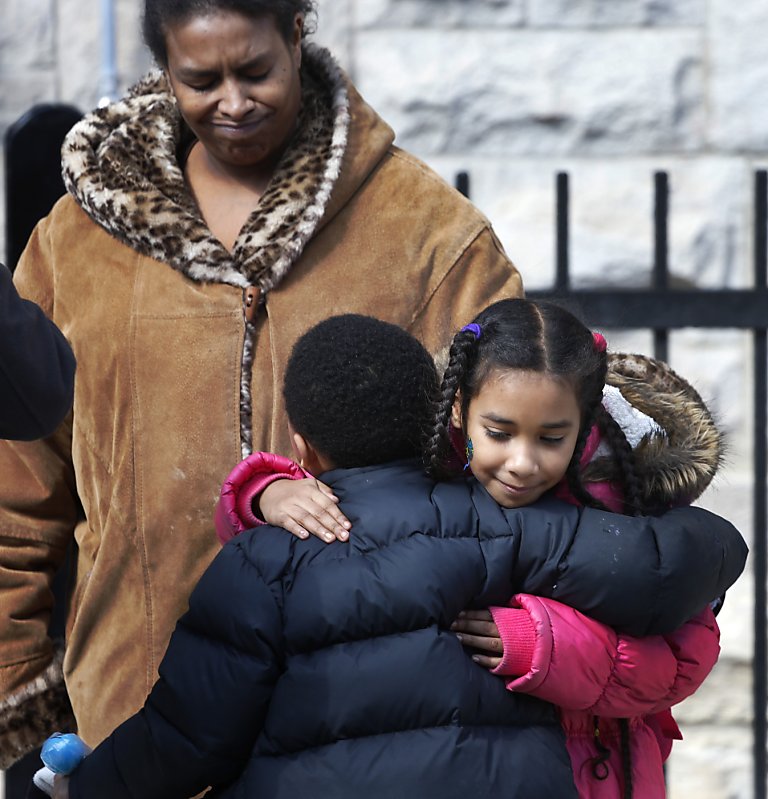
[0,0,521,767]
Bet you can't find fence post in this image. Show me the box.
[754,169,768,799]
[652,172,669,362]
[4,103,82,270]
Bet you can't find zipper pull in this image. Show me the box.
[243,286,262,324]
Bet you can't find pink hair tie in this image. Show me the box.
[592,332,607,353]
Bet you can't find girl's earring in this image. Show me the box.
[463,437,474,471]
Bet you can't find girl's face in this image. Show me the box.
[452,369,581,509]
[165,10,303,172]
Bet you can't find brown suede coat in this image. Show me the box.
[0,46,521,765]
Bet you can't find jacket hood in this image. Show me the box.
[61,45,382,291]
[584,352,724,508]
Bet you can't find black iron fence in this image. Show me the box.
[457,168,767,799]
[546,170,767,799]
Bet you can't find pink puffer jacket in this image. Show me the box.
[490,597,720,799]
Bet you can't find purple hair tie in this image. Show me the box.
[461,323,482,339]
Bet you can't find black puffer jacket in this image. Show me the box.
[69,461,747,799]
[0,263,75,440]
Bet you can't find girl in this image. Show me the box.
[424,297,724,799]
[218,298,726,799]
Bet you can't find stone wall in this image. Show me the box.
[1,0,767,796]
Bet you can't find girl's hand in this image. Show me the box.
[451,609,503,669]
[52,774,70,799]
[260,478,351,543]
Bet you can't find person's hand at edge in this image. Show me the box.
[52,774,69,799]
[260,477,351,543]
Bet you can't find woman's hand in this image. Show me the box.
[451,609,503,669]
[52,774,70,799]
[260,478,351,543]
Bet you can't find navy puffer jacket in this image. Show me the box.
[70,461,747,799]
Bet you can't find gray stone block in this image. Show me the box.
[709,0,768,152]
[356,0,525,29]
[529,0,706,27]
[0,0,55,69]
[354,30,705,155]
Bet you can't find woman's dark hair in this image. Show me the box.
[143,0,317,66]
[283,314,438,470]
[424,297,642,515]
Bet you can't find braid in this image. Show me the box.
[595,406,644,516]
[424,331,479,479]
[619,718,633,799]
[565,350,612,510]
[565,401,611,511]
[589,716,611,782]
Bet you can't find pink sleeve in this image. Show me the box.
[490,596,720,718]
[215,452,310,545]
[488,608,536,677]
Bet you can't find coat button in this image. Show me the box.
[244,286,262,324]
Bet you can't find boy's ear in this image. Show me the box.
[291,431,309,467]
[287,421,307,462]
[288,424,332,474]
[450,393,463,430]
[288,424,312,468]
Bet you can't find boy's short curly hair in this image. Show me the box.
[283,314,438,469]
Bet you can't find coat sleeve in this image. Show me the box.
[215,451,310,544]
[68,539,285,799]
[489,596,720,717]
[0,262,75,441]
[0,219,80,768]
[500,498,747,636]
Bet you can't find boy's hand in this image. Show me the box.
[451,609,503,669]
[52,775,70,799]
[260,478,351,543]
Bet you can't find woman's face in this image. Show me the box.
[165,10,303,171]
[452,369,581,509]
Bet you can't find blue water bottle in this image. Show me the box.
[33,732,91,796]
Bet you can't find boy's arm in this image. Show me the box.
[68,540,284,799]
[488,597,720,716]
[499,498,747,636]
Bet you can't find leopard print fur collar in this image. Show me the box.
[62,45,350,291]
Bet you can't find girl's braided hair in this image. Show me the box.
[424,297,642,516]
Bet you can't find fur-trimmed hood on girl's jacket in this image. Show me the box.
[0,45,521,766]
[587,352,724,510]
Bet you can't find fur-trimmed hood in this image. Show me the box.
[61,44,354,292]
[585,353,724,509]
